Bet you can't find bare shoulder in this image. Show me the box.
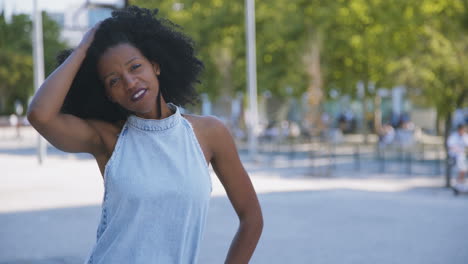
[182,114,228,137]
[182,114,234,162]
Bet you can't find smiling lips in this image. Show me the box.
[131,88,148,102]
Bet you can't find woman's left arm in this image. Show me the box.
[208,118,263,264]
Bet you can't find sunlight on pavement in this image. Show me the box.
[2,154,445,214]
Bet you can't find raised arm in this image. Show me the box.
[207,117,263,264]
[27,24,104,155]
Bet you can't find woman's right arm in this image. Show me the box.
[27,24,104,155]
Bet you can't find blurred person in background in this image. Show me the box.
[378,123,395,147]
[27,6,262,264]
[447,124,468,192]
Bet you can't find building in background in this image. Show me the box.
[48,1,123,47]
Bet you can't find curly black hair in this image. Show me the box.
[59,6,204,122]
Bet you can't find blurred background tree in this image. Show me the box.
[0,11,67,115]
[389,0,468,139]
[1,0,466,136]
[132,0,468,135]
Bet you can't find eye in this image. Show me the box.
[109,77,119,87]
[130,64,141,71]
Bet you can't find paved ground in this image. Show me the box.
[1,127,468,264]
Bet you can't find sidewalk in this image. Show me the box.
[1,127,468,263]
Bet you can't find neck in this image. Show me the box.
[135,101,174,120]
[158,102,173,119]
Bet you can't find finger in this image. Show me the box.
[92,21,103,30]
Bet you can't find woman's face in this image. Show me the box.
[97,43,161,119]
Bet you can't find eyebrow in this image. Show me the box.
[103,57,140,80]
[125,56,139,66]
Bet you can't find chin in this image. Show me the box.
[127,100,157,113]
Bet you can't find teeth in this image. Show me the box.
[133,89,145,99]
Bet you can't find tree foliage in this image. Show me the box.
[3,1,467,130]
[0,11,67,114]
[390,0,468,120]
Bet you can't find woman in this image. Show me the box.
[27,6,263,264]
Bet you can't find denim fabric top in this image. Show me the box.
[85,104,212,264]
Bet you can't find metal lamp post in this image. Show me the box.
[32,0,46,164]
[245,0,258,159]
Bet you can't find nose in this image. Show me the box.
[123,73,138,91]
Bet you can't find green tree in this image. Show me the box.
[128,1,467,137]
[0,12,33,114]
[0,11,67,115]
[385,0,468,186]
[316,1,423,133]
[390,0,468,133]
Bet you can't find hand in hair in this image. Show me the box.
[77,22,102,52]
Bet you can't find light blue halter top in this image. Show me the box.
[85,104,212,264]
